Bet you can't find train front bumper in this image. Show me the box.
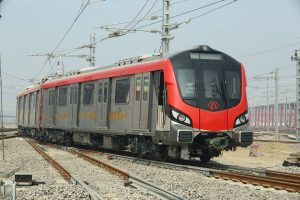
[233,131,253,147]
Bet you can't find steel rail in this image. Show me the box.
[25,139,104,200]
[81,149,300,193]
[31,140,300,193]
[254,139,300,144]
[213,171,300,192]
[68,148,129,179]
[69,148,184,200]
[266,170,300,183]
[26,138,71,182]
[0,135,20,140]
[129,176,185,200]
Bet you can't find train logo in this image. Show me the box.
[208,101,220,110]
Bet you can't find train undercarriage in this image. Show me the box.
[18,126,251,163]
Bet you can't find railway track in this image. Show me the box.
[75,148,300,193]
[31,139,184,200]
[29,139,300,193]
[254,139,300,144]
[25,138,105,200]
[0,132,20,140]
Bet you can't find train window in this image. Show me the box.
[176,68,196,98]
[70,87,74,104]
[29,94,32,109]
[50,91,53,106]
[32,93,36,108]
[53,91,55,105]
[202,69,221,99]
[104,82,108,103]
[58,87,67,106]
[115,79,130,104]
[83,83,94,105]
[135,77,141,101]
[98,83,103,103]
[143,77,149,101]
[74,87,78,104]
[225,70,241,99]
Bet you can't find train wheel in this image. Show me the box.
[200,153,211,163]
[156,145,169,161]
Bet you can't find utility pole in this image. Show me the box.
[88,33,96,67]
[274,68,279,141]
[0,54,3,160]
[162,0,171,56]
[291,50,300,141]
[266,78,269,131]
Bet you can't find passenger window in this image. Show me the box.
[98,83,103,103]
[52,91,55,106]
[74,87,78,104]
[70,88,74,104]
[104,82,108,103]
[83,83,94,105]
[48,91,51,106]
[32,93,36,108]
[115,79,130,104]
[143,77,149,101]
[58,87,67,106]
[29,94,32,109]
[135,77,141,101]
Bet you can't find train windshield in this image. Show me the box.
[174,53,241,111]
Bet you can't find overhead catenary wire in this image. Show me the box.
[121,0,159,36]
[136,0,229,30]
[176,0,238,26]
[238,42,300,59]
[100,0,194,28]
[45,0,234,62]
[36,0,92,78]
[122,0,151,30]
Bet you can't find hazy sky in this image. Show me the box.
[0,0,299,115]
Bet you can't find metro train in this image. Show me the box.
[16,45,253,162]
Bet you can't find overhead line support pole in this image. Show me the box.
[89,33,96,67]
[0,54,3,160]
[291,50,300,141]
[162,0,171,56]
[274,68,279,141]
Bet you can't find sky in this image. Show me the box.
[0,0,299,115]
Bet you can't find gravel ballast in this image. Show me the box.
[0,138,89,200]
[41,145,159,200]
[90,154,300,200]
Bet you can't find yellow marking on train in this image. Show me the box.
[42,113,48,120]
[55,112,69,120]
[109,112,128,120]
[79,112,96,120]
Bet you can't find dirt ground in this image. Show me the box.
[214,132,299,170]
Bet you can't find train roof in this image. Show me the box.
[17,45,222,98]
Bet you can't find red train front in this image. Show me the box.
[163,45,252,161]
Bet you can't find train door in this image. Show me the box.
[95,79,109,127]
[132,72,150,130]
[110,76,132,133]
[48,88,56,125]
[68,83,79,126]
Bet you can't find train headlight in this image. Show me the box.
[239,115,246,123]
[234,112,249,127]
[171,109,192,126]
[177,114,186,122]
